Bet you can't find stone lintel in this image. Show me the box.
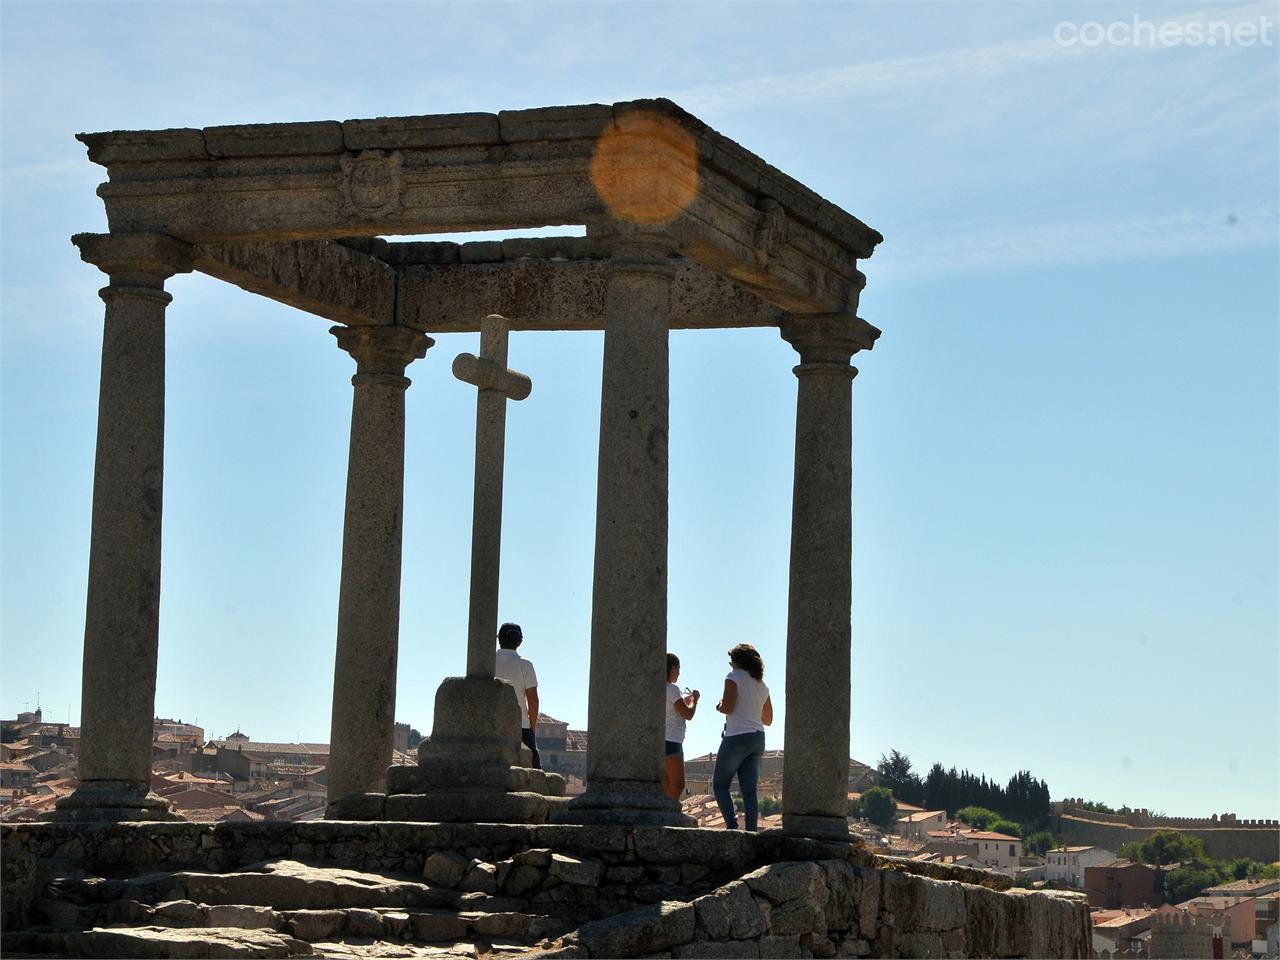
[398,257,790,332]
[194,239,396,326]
[80,99,881,316]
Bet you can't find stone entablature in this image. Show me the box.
[79,100,880,317]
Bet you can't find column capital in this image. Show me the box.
[592,226,680,275]
[331,325,434,382]
[779,313,880,368]
[72,233,194,287]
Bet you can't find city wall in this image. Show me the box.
[1056,813,1280,863]
[3,821,1091,958]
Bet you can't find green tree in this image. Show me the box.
[406,728,423,749]
[848,795,865,820]
[958,806,1000,829]
[863,786,898,832]
[1024,830,1057,857]
[1141,830,1206,866]
[1164,859,1226,903]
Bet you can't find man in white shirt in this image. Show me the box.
[493,622,541,769]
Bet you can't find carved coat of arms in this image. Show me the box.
[340,150,403,216]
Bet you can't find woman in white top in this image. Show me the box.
[663,653,700,800]
[712,643,773,831]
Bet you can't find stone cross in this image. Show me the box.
[453,314,532,679]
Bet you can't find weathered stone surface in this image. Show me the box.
[344,907,384,937]
[819,861,857,932]
[743,862,825,905]
[77,128,208,164]
[423,851,470,889]
[757,934,803,959]
[204,120,343,157]
[172,860,452,910]
[385,790,550,825]
[675,941,761,959]
[720,881,768,940]
[343,113,499,150]
[461,861,498,894]
[152,899,205,926]
[285,909,347,940]
[70,925,312,958]
[410,910,471,942]
[574,901,695,957]
[504,863,544,897]
[470,911,532,938]
[548,853,604,887]
[853,867,879,940]
[205,903,282,930]
[633,828,754,867]
[769,899,826,937]
[498,104,615,143]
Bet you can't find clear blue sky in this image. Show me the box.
[2,1,1276,819]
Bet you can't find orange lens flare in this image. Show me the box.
[590,111,698,226]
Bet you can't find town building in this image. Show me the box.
[896,809,948,840]
[1083,858,1163,909]
[957,829,1024,874]
[1046,845,1114,887]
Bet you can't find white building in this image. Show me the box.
[957,829,1025,874]
[1046,845,1115,887]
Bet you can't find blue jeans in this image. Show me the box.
[713,731,765,831]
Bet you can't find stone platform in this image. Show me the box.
[2,821,1089,958]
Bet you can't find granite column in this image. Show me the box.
[53,233,192,822]
[326,324,432,818]
[780,314,859,839]
[567,236,689,826]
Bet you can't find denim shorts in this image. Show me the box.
[664,740,683,757]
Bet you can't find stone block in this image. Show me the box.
[575,900,696,957]
[389,761,535,794]
[410,910,471,942]
[675,941,761,959]
[462,861,498,894]
[770,899,826,937]
[325,791,386,821]
[77,128,208,165]
[104,899,153,925]
[498,104,615,143]
[153,899,204,926]
[343,113,500,150]
[286,908,346,941]
[608,866,647,884]
[380,911,411,938]
[384,790,550,824]
[471,911,532,938]
[206,904,282,930]
[853,868,879,940]
[806,933,837,959]
[691,889,730,939]
[460,241,505,264]
[345,907,383,938]
[419,677,520,767]
[549,853,604,887]
[423,850,470,889]
[633,828,753,866]
[835,937,871,958]
[204,121,343,158]
[820,861,857,932]
[758,934,803,959]
[721,881,768,940]
[743,862,826,904]
[898,931,943,957]
[504,863,545,897]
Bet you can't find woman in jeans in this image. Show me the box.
[712,643,773,830]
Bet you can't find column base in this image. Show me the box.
[562,779,695,827]
[382,676,563,825]
[781,812,852,841]
[46,780,178,822]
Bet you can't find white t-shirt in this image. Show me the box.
[494,649,538,729]
[665,682,687,743]
[723,668,769,737]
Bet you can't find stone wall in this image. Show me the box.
[3,821,1090,958]
[1056,814,1280,863]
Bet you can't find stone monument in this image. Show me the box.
[52,99,883,839]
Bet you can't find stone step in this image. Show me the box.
[1,925,314,958]
[36,894,570,948]
[48,860,460,912]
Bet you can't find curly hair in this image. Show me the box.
[728,643,764,681]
